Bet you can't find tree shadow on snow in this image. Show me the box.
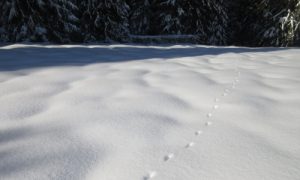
[0,44,297,71]
[0,124,101,179]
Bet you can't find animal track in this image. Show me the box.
[205,121,212,126]
[185,142,195,148]
[144,171,157,180]
[144,60,241,179]
[164,153,174,161]
[195,130,202,135]
[207,113,212,118]
[213,105,219,109]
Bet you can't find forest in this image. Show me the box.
[0,0,299,46]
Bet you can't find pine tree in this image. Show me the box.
[153,0,186,35]
[233,0,300,46]
[79,0,130,42]
[0,0,47,42]
[153,0,228,45]
[206,0,228,45]
[127,0,152,35]
[77,0,101,41]
[0,1,7,41]
[255,0,300,46]
[280,0,300,46]
[47,0,81,42]
[295,1,300,45]
[0,0,80,43]
[1,0,299,46]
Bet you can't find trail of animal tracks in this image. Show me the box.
[0,44,300,180]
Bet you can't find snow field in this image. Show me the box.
[0,44,300,180]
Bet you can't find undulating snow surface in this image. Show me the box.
[0,44,300,180]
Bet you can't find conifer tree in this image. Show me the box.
[280,0,300,46]
[233,0,300,46]
[153,0,228,45]
[127,0,152,35]
[0,0,80,43]
[48,0,81,42]
[78,0,102,41]
[79,0,130,42]
[0,0,47,42]
[1,0,299,45]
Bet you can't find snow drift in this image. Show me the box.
[0,44,300,180]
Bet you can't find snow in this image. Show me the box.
[130,34,196,39]
[185,142,195,148]
[164,153,174,161]
[195,130,202,136]
[0,44,300,180]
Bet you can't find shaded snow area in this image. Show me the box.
[0,44,300,180]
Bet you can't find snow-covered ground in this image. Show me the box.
[0,44,300,180]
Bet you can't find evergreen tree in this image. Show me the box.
[79,0,130,42]
[153,0,186,35]
[153,0,228,45]
[127,0,152,35]
[0,0,47,42]
[1,0,299,46]
[48,0,81,42]
[233,0,300,46]
[206,0,228,45]
[0,0,80,43]
[77,0,102,41]
[280,0,300,46]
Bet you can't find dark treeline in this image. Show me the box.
[0,0,299,46]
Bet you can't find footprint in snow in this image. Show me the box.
[164,153,174,161]
[215,98,220,102]
[185,142,195,148]
[144,171,157,180]
[195,130,202,135]
[205,121,212,126]
[213,105,219,109]
[207,113,212,118]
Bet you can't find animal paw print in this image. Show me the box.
[144,171,157,180]
[185,142,195,148]
[164,153,174,161]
